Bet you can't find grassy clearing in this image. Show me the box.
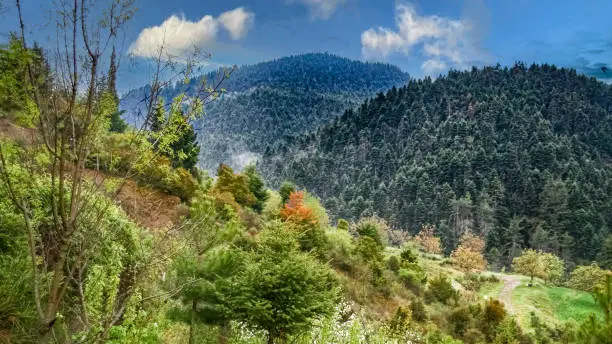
[511,281,603,329]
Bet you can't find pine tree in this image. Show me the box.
[107,46,127,133]
[244,165,269,213]
[170,121,200,170]
[598,236,612,270]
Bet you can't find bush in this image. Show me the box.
[336,218,349,231]
[325,227,355,271]
[414,224,443,254]
[486,275,500,283]
[354,216,388,247]
[387,255,401,273]
[481,299,507,341]
[567,263,608,292]
[388,229,410,247]
[448,306,473,337]
[400,244,419,264]
[354,236,383,263]
[451,245,487,272]
[426,274,459,305]
[386,307,411,338]
[462,273,485,291]
[410,298,428,322]
[399,268,427,293]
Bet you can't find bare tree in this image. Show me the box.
[0,0,232,341]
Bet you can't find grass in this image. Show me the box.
[478,280,504,299]
[510,281,603,329]
[386,243,604,332]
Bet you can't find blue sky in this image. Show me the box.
[2,0,612,93]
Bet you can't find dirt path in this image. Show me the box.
[498,275,522,314]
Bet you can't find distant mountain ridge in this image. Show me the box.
[120,53,410,171]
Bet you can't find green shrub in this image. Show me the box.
[567,263,608,292]
[400,244,419,264]
[336,218,349,231]
[481,299,507,341]
[448,306,473,338]
[325,227,355,271]
[426,274,459,305]
[399,268,427,294]
[462,273,485,291]
[410,298,428,322]
[354,216,388,247]
[387,255,401,273]
[354,236,383,263]
[386,307,411,339]
[387,256,401,273]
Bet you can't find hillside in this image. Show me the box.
[260,64,612,264]
[120,53,409,171]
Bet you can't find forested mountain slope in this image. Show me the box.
[120,53,409,171]
[260,64,612,264]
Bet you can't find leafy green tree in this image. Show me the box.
[593,273,612,327]
[493,318,524,344]
[540,252,565,285]
[0,35,31,115]
[512,249,544,284]
[481,299,508,341]
[109,109,128,133]
[576,273,612,344]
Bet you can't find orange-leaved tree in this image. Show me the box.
[280,191,318,226]
[451,231,487,272]
[414,224,443,254]
[279,191,325,253]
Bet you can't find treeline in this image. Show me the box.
[120,53,409,171]
[261,64,612,266]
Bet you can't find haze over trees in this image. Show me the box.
[121,53,409,172]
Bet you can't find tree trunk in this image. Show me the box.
[189,300,197,344]
[218,321,231,344]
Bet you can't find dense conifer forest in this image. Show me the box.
[261,64,612,266]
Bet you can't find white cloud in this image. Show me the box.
[421,59,447,75]
[218,7,255,40]
[361,3,486,75]
[290,0,346,20]
[129,8,254,59]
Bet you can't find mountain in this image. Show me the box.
[120,53,410,171]
[260,63,612,264]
